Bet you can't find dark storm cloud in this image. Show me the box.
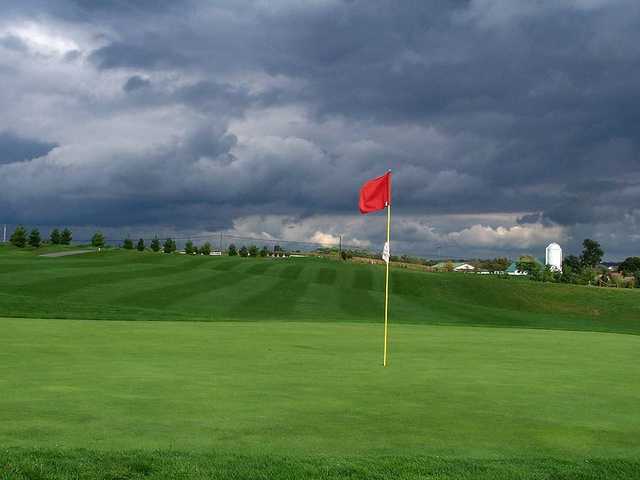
[1,0,640,257]
[122,75,151,92]
[0,132,56,164]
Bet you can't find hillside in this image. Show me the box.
[2,245,640,478]
[1,246,638,334]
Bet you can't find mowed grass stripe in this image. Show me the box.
[9,258,207,298]
[114,270,251,310]
[0,248,639,334]
[242,260,277,276]
[315,267,338,285]
[228,264,311,319]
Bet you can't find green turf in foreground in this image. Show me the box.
[1,319,638,463]
[2,449,639,480]
[1,248,639,478]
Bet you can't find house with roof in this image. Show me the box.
[432,262,475,272]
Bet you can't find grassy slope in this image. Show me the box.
[0,245,638,334]
[1,246,639,478]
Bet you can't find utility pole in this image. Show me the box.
[219,232,223,251]
[339,235,342,257]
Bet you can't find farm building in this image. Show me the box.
[432,262,476,272]
[506,243,564,276]
[545,243,563,272]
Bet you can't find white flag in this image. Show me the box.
[382,241,390,263]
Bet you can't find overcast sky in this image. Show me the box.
[1,0,639,259]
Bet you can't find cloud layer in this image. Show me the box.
[1,0,639,259]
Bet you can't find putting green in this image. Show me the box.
[1,317,638,459]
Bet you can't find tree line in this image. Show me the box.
[121,236,210,255]
[9,226,73,248]
[516,238,640,288]
[227,244,287,257]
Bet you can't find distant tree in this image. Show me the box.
[200,242,211,256]
[579,267,598,286]
[91,231,105,248]
[163,238,176,254]
[10,225,27,248]
[28,228,41,248]
[563,254,581,273]
[123,238,134,249]
[340,250,348,261]
[274,245,281,253]
[248,245,258,257]
[228,243,238,256]
[150,236,160,252]
[260,246,269,257]
[619,257,640,276]
[483,257,510,272]
[239,245,249,257]
[49,228,61,245]
[516,258,542,280]
[541,265,557,282]
[185,240,195,255]
[136,238,145,251]
[580,239,603,268]
[559,264,580,284]
[60,228,72,245]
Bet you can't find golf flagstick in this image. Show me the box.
[357,169,392,367]
[383,198,391,367]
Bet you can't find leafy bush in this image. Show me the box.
[123,238,134,249]
[516,259,542,280]
[239,245,248,257]
[228,244,237,256]
[136,238,145,251]
[619,257,640,276]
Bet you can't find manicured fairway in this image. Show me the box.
[1,247,639,478]
[1,247,639,334]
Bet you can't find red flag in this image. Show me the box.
[359,172,391,214]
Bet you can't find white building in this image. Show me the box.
[453,263,475,272]
[545,243,563,272]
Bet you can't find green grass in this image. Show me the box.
[0,245,638,334]
[0,246,639,478]
[2,450,639,480]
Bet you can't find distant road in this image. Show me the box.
[39,249,94,258]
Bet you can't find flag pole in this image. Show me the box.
[383,172,391,367]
